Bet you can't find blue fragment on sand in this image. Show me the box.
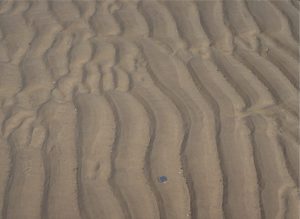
[158,176,168,183]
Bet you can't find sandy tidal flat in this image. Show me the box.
[0,0,299,219]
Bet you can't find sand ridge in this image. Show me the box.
[0,0,298,219]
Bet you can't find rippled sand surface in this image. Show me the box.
[0,0,299,219]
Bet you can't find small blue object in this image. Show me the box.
[158,176,168,183]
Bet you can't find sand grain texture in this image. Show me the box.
[0,0,299,219]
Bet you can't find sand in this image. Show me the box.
[0,0,299,219]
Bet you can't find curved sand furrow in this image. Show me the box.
[185,6,267,217]
[148,36,236,218]
[245,0,299,58]
[196,0,233,53]
[185,62,227,219]
[130,85,190,219]
[104,93,132,219]
[255,36,299,89]
[137,1,186,53]
[233,48,298,184]
[131,47,192,218]
[189,56,262,219]
[213,50,275,110]
[264,115,299,188]
[107,91,159,219]
[75,94,124,219]
[4,118,46,219]
[16,2,58,109]
[139,39,225,218]
[0,2,58,219]
[249,114,298,219]
[268,0,299,41]
[170,57,225,218]
[130,88,166,219]
[235,47,298,115]
[45,32,72,81]
[1,115,32,219]
[39,101,81,219]
[0,1,33,64]
[113,1,149,38]
[223,0,259,51]
[209,48,298,217]
[164,1,210,54]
